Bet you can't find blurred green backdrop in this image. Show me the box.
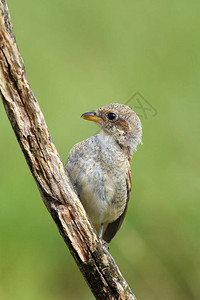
[0,1,200,299]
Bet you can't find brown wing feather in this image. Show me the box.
[103,168,132,243]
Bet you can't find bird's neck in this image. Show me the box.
[99,130,141,162]
[119,136,141,161]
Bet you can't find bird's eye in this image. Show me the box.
[107,112,117,120]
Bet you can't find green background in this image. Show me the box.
[0,1,200,299]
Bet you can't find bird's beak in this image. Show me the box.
[81,111,103,123]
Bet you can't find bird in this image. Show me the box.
[65,103,142,243]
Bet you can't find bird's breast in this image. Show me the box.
[66,134,129,225]
[76,161,127,225]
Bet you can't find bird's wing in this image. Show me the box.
[103,167,132,243]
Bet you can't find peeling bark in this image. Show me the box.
[0,1,137,299]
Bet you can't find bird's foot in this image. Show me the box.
[102,240,110,251]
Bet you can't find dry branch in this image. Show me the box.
[0,1,137,299]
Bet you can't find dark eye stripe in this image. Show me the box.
[108,112,116,120]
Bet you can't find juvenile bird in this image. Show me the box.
[65,103,142,243]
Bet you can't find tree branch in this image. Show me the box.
[0,1,137,299]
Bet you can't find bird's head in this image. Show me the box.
[81,103,142,160]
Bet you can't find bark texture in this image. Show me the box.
[0,1,137,299]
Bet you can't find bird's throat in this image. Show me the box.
[99,130,132,161]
